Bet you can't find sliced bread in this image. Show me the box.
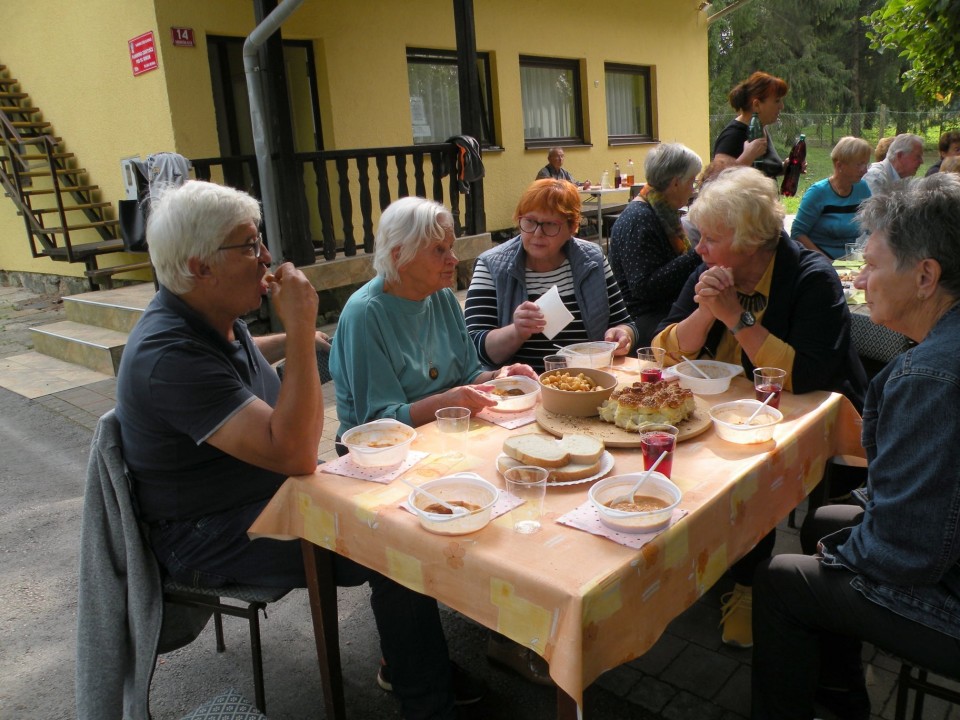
[560,433,605,464]
[502,433,570,467]
[497,454,602,483]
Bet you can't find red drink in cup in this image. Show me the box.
[753,368,787,410]
[640,424,678,478]
[755,384,782,409]
[641,368,662,383]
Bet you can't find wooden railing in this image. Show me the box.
[191,141,477,263]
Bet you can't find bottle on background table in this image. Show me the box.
[614,162,622,188]
[780,134,806,197]
[626,158,635,186]
[600,170,610,189]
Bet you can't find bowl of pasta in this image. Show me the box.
[538,367,617,417]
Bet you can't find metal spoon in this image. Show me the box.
[609,451,669,508]
[681,355,711,379]
[399,477,468,516]
[745,391,776,424]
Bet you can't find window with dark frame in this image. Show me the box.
[406,48,496,147]
[519,56,583,149]
[605,63,654,145]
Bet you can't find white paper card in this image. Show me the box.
[535,285,574,340]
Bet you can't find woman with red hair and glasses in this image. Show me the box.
[465,178,637,373]
[713,71,791,179]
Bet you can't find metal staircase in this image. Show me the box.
[0,63,151,289]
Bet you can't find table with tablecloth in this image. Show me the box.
[249,366,863,717]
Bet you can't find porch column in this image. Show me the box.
[452,0,486,233]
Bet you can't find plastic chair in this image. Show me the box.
[895,661,960,720]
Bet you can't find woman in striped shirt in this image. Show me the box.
[465,179,637,372]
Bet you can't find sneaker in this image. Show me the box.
[719,583,753,648]
[377,659,484,706]
[486,636,554,686]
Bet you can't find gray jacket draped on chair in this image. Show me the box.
[76,410,208,719]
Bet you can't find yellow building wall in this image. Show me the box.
[0,0,710,283]
[0,0,174,282]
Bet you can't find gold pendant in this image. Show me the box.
[429,366,439,380]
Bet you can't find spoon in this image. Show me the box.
[745,391,776,424]
[609,451,668,508]
[681,355,711,379]
[398,477,468,516]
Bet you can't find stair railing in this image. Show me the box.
[0,110,52,258]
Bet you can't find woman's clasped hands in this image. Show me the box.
[694,266,741,327]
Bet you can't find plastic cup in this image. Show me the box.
[639,423,679,479]
[753,367,787,410]
[435,406,470,454]
[637,346,666,382]
[543,354,568,372]
[504,465,548,533]
[845,243,864,261]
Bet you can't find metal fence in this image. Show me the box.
[710,109,960,150]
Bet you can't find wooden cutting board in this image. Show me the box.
[534,396,713,447]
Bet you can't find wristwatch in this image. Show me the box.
[729,311,756,335]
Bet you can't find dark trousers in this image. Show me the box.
[751,505,960,720]
[150,499,455,720]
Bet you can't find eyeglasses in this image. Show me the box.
[218,233,263,258]
[518,217,563,237]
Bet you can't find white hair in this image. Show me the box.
[373,197,454,284]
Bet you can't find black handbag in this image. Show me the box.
[118,199,149,253]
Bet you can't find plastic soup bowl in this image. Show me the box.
[588,472,682,533]
[408,473,499,536]
[341,419,417,467]
[708,400,783,444]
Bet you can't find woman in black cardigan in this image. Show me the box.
[653,166,867,649]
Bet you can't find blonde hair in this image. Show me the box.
[875,136,894,162]
[688,166,785,252]
[831,137,872,165]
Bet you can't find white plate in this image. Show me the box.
[496,450,615,487]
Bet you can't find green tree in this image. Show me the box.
[865,0,960,103]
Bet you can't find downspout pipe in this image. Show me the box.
[243,0,304,268]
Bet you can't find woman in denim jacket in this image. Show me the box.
[751,174,960,720]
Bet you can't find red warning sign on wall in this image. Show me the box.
[129,31,158,77]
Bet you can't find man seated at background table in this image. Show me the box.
[863,133,924,194]
[115,180,463,720]
[535,146,576,184]
[751,174,960,720]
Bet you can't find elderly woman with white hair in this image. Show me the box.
[330,196,536,436]
[653,166,867,649]
[791,136,873,259]
[608,142,703,345]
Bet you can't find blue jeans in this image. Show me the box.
[752,505,960,720]
[150,499,455,720]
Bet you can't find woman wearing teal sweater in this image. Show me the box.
[790,137,872,259]
[329,196,536,438]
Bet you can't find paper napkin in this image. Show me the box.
[535,285,574,340]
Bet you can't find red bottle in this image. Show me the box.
[781,134,806,197]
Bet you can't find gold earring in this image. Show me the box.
[917,292,926,300]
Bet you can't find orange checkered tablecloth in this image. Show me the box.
[249,364,863,708]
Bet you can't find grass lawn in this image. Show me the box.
[781,139,936,214]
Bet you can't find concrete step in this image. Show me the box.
[63,283,154,333]
[29,320,129,375]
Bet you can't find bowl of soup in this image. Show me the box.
[341,419,417,467]
[407,473,499,535]
[588,472,681,533]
